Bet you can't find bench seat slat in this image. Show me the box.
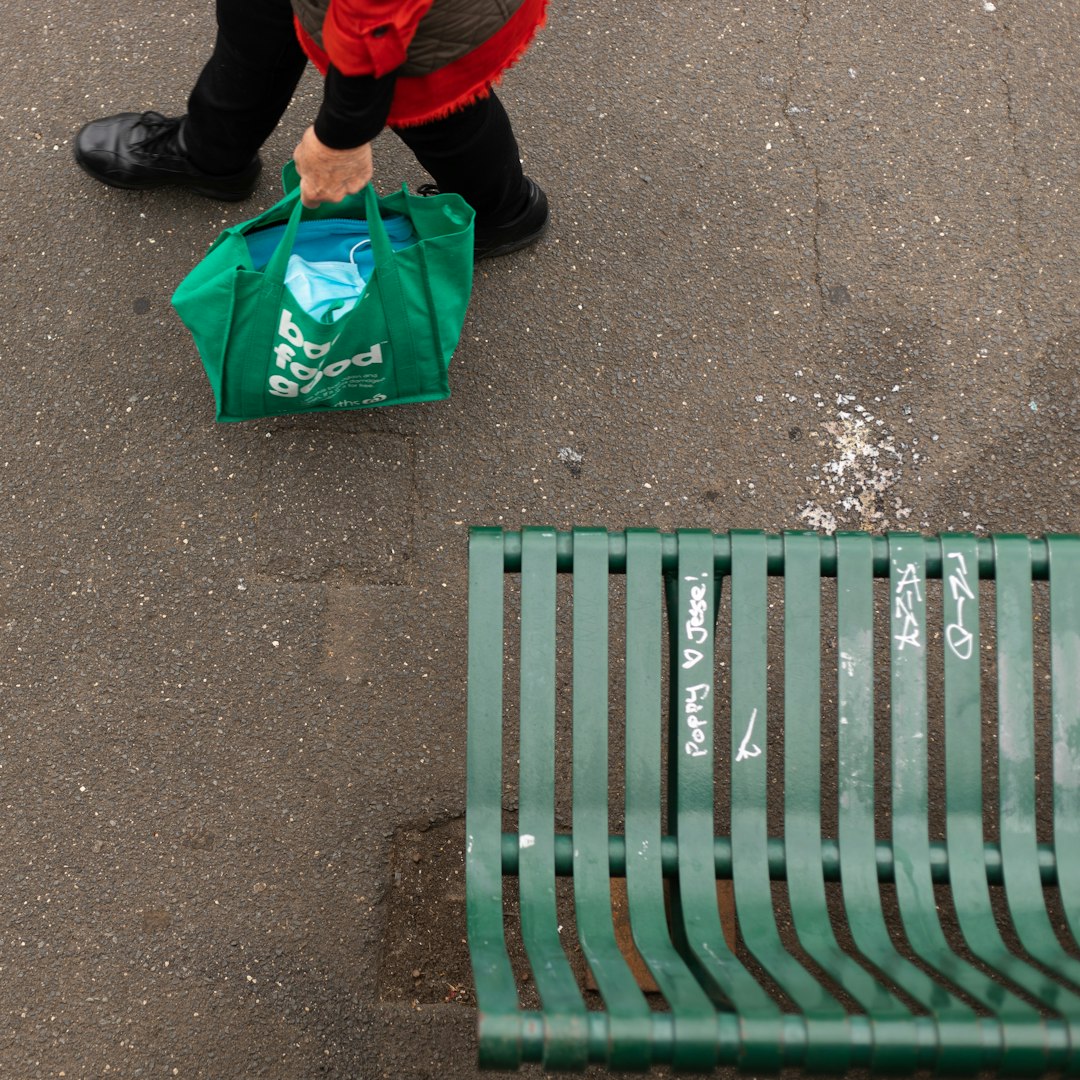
[569,529,652,1070]
[1046,535,1080,1071]
[1049,536,1080,946]
[667,530,788,1071]
[464,527,521,1068]
[727,531,854,1070]
[517,528,588,1069]
[781,533,917,1070]
[994,537,1080,994]
[889,535,1041,1071]
[835,534,976,1042]
[623,530,718,1072]
[939,536,1080,1070]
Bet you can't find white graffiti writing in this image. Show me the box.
[736,708,762,762]
[684,577,709,646]
[945,552,975,661]
[684,682,711,758]
[683,573,712,757]
[893,562,923,651]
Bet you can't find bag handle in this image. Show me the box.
[259,179,421,399]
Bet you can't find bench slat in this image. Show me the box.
[994,539,1080,1007]
[465,527,520,1068]
[623,530,718,1071]
[835,533,978,1063]
[728,531,851,1069]
[668,530,787,1070]
[782,533,917,1069]
[940,536,1078,1072]
[518,528,589,1068]
[889,535,1035,1070]
[1049,537,1080,947]
[570,528,652,1070]
[1048,535,1080,1075]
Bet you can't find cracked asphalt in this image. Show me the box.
[1,1,1077,1077]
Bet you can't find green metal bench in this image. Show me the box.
[465,528,1080,1073]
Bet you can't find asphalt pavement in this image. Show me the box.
[1,1,1077,1077]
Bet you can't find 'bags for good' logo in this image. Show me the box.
[268,309,384,399]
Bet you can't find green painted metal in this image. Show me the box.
[623,529,717,1070]
[667,530,784,1071]
[569,529,652,1069]
[781,532,916,1070]
[888,534,1040,1071]
[497,531,1056,581]
[464,527,521,1068]
[727,531,847,1071]
[993,538,1080,994]
[517,528,589,1069]
[940,534,1080,1072]
[834,531,977,1073]
[1049,537,1080,946]
[466,528,1080,1073]
[498,831,1060,886]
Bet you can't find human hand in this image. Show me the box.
[293,127,373,208]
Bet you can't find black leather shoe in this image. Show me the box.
[473,178,549,261]
[74,111,261,201]
[421,178,550,261]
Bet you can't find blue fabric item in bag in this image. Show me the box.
[247,213,419,324]
[245,213,417,269]
[284,247,368,324]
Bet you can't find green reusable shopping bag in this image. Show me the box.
[172,165,474,421]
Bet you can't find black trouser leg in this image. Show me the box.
[183,0,308,173]
[393,92,528,221]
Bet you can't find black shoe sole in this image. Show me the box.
[74,146,260,202]
[473,179,550,261]
[474,216,550,261]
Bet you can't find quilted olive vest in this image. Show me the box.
[292,0,528,77]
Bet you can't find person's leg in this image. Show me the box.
[393,92,526,220]
[74,0,305,199]
[394,91,548,258]
[183,0,308,173]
